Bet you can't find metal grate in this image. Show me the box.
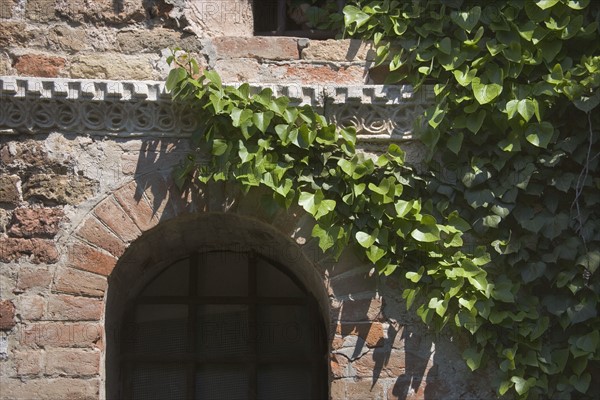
[254,0,346,39]
[120,251,327,399]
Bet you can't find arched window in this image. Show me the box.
[119,251,327,399]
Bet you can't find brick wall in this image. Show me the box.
[0,2,493,399]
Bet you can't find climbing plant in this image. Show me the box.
[167,1,599,398]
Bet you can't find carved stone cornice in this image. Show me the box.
[0,76,432,141]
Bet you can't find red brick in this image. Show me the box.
[353,349,406,378]
[8,207,65,238]
[213,36,300,61]
[76,216,126,257]
[336,322,385,347]
[0,300,16,330]
[331,353,351,378]
[13,54,66,78]
[20,322,102,348]
[15,350,44,375]
[339,297,383,322]
[138,173,190,220]
[113,181,159,232]
[53,267,107,298]
[93,196,141,242]
[67,241,117,276]
[45,349,100,376]
[16,267,53,291]
[47,294,102,321]
[17,294,46,321]
[0,237,59,264]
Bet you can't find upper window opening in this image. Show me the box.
[254,0,346,39]
[120,251,328,400]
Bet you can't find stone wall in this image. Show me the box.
[1,2,493,399]
[1,0,375,84]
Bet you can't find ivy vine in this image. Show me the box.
[167,1,600,398]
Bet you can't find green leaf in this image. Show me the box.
[569,373,591,394]
[535,0,560,9]
[466,110,486,134]
[472,78,503,105]
[166,67,187,92]
[356,230,377,249]
[204,70,222,89]
[525,122,554,148]
[252,111,274,133]
[447,132,464,154]
[517,99,538,122]
[411,216,441,242]
[511,376,536,395]
[462,347,483,371]
[451,6,481,33]
[521,262,547,283]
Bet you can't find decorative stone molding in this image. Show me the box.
[0,76,432,141]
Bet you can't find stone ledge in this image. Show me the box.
[0,76,433,141]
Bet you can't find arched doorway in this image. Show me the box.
[104,213,330,399]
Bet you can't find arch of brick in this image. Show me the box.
[60,175,390,398]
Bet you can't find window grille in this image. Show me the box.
[254,0,346,39]
[120,251,327,399]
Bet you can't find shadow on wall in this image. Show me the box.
[105,137,493,400]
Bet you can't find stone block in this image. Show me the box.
[22,174,96,206]
[16,267,53,291]
[56,0,147,24]
[0,377,99,399]
[20,322,102,348]
[212,36,300,61]
[0,238,59,264]
[46,25,89,53]
[0,175,20,205]
[0,300,16,330]
[53,267,107,298]
[185,0,253,37]
[0,208,10,233]
[0,52,14,75]
[45,349,100,376]
[69,53,155,80]
[0,0,17,19]
[117,29,203,54]
[214,58,261,83]
[0,22,35,48]
[13,54,67,78]
[47,294,103,321]
[8,208,64,239]
[302,39,376,62]
[67,241,117,277]
[25,0,59,22]
[76,216,126,257]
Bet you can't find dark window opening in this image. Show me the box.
[254,0,346,39]
[120,251,328,400]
